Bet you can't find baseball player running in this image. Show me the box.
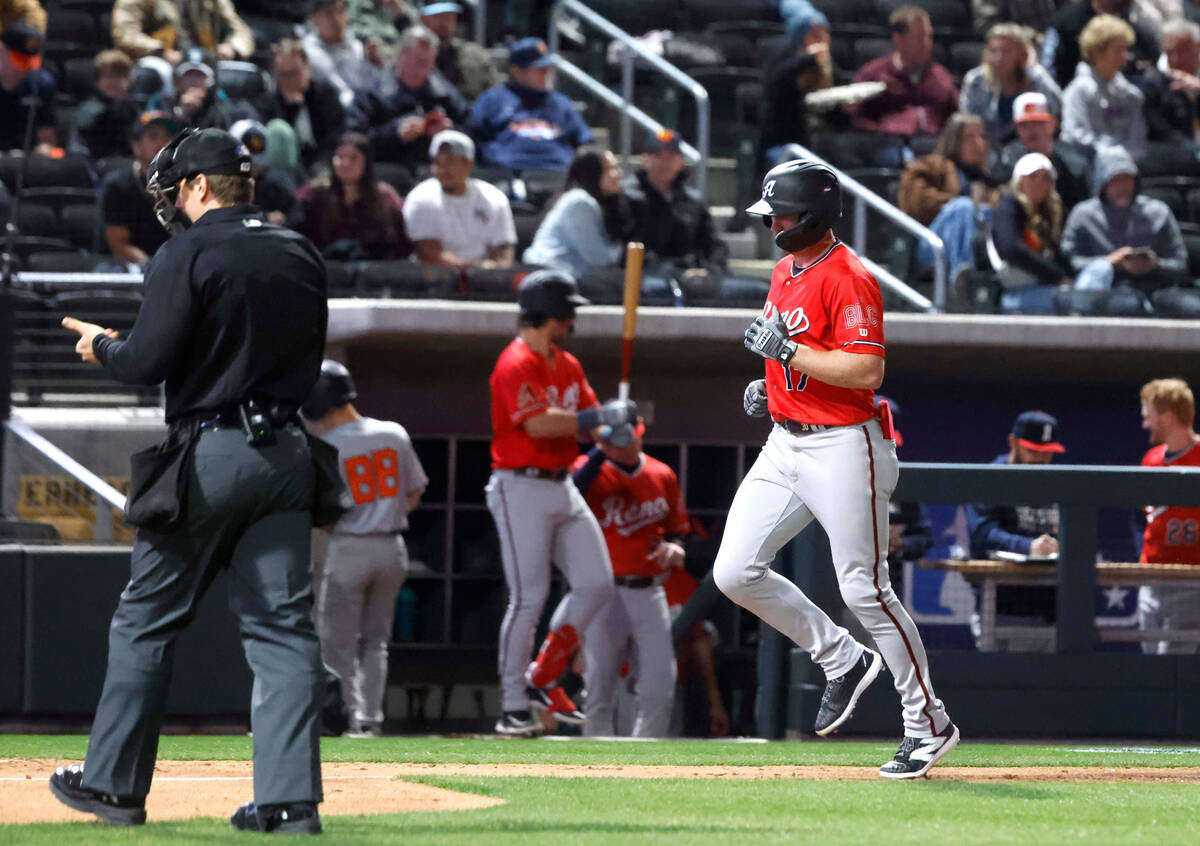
[571,422,691,737]
[303,360,428,737]
[487,270,636,736]
[714,159,958,778]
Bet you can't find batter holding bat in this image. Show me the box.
[714,158,959,778]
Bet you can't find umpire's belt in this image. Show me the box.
[614,574,665,589]
[776,418,831,435]
[513,467,569,481]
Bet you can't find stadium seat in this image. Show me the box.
[356,261,460,298]
[514,168,565,208]
[16,203,58,238]
[512,204,544,255]
[216,60,273,102]
[810,0,882,26]
[61,202,102,252]
[44,9,97,47]
[949,41,985,81]
[585,0,687,35]
[61,56,98,104]
[1152,285,1200,318]
[1177,222,1200,278]
[679,66,762,156]
[1141,180,1189,223]
[681,0,778,28]
[7,286,52,405]
[23,155,95,189]
[374,161,416,197]
[27,251,103,272]
[130,59,170,108]
[21,186,97,214]
[3,235,74,264]
[465,264,545,302]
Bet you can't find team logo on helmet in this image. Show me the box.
[763,180,775,198]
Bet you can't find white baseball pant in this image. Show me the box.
[713,419,949,737]
[487,471,615,712]
[319,533,408,728]
[582,583,676,737]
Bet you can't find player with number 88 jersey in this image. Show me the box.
[303,361,428,736]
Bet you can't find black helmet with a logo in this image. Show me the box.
[746,158,842,252]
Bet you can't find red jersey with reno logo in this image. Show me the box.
[572,452,691,577]
[491,337,599,470]
[762,240,885,426]
[1141,441,1200,565]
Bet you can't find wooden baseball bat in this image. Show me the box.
[619,242,644,401]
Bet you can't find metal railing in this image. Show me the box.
[783,142,948,310]
[458,0,487,45]
[4,420,126,541]
[14,272,143,288]
[548,0,711,198]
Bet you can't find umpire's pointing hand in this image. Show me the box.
[62,316,118,365]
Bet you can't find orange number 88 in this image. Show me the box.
[344,448,400,505]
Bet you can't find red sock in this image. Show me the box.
[528,624,579,688]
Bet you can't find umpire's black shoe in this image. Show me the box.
[231,800,322,834]
[879,721,961,779]
[494,709,539,736]
[813,649,883,736]
[48,764,147,826]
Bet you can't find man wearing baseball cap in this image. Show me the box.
[101,111,182,268]
[0,21,58,151]
[420,1,499,100]
[55,127,333,832]
[468,36,593,171]
[992,91,1091,211]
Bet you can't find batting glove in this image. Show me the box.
[603,421,637,446]
[579,399,635,433]
[743,379,768,418]
[744,316,796,367]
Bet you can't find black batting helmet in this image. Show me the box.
[302,359,358,421]
[745,158,841,253]
[517,269,589,321]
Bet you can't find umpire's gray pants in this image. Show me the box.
[486,471,614,712]
[318,533,408,727]
[82,426,323,806]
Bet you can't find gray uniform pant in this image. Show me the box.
[82,426,324,806]
[318,533,408,727]
[1139,584,1200,655]
[486,471,614,712]
[583,584,676,737]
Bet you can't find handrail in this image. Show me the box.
[548,0,711,198]
[457,0,487,46]
[5,420,126,514]
[14,272,142,287]
[782,142,948,310]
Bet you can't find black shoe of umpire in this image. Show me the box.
[48,764,147,826]
[231,800,322,834]
[813,649,883,736]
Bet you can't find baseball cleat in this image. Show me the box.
[48,764,146,826]
[231,800,322,834]
[494,709,539,736]
[528,684,587,726]
[813,648,882,736]
[879,721,960,779]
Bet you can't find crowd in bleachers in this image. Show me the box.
[4,0,1200,317]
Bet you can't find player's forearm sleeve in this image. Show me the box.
[571,448,606,495]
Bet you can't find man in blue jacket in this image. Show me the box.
[468,37,592,172]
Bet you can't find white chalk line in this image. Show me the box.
[0,775,396,783]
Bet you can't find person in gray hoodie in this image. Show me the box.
[1060,14,1148,159]
[1061,145,1187,296]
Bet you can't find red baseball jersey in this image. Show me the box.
[761,241,885,426]
[491,337,599,470]
[572,452,691,578]
[1141,441,1200,565]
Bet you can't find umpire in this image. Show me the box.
[52,128,331,835]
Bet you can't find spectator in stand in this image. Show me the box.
[1048,0,1161,88]
[1061,145,1187,298]
[71,49,140,162]
[1136,378,1200,655]
[991,153,1076,313]
[111,0,255,63]
[1061,14,1148,158]
[403,129,515,268]
[148,59,260,130]
[230,118,296,225]
[1138,19,1200,174]
[347,23,468,174]
[972,0,1060,36]
[254,38,346,179]
[760,6,835,166]
[348,0,418,63]
[845,5,958,162]
[523,147,627,277]
[100,111,181,268]
[992,91,1094,211]
[469,37,593,173]
[0,22,55,151]
[0,1,45,34]
[304,0,388,108]
[622,129,732,303]
[899,113,999,276]
[420,2,500,102]
[960,23,1063,150]
[292,131,412,260]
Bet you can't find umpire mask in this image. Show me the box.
[146,128,254,234]
[745,159,842,253]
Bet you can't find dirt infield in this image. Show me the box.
[4,758,1199,824]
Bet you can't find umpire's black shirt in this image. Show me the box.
[93,205,328,422]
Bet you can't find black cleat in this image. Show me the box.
[494,709,539,736]
[813,649,882,736]
[231,800,322,834]
[879,721,961,779]
[48,764,146,826]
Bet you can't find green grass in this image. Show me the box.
[2,736,1199,845]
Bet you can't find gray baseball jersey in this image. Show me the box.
[321,418,427,535]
